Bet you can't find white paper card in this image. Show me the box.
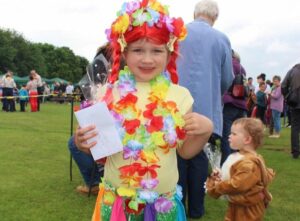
[74,102,123,160]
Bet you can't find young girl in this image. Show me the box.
[206,118,275,221]
[74,0,213,220]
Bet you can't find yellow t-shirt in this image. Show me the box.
[104,81,193,194]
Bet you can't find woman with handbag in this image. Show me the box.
[221,50,248,165]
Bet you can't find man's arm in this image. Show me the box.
[281,69,292,96]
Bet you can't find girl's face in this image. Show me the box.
[228,124,249,151]
[124,39,169,82]
[273,78,280,86]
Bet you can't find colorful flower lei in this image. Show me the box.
[106,0,187,52]
[107,67,186,213]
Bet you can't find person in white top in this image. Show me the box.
[2,71,16,112]
[65,82,74,103]
[31,69,43,111]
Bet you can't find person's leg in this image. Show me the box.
[269,111,274,135]
[177,153,188,212]
[187,151,208,218]
[7,88,14,112]
[221,104,241,165]
[256,106,263,121]
[287,106,292,126]
[2,88,7,111]
[37,87,42,111]
[272,110,281,135]
[20,100,25,112]
[291,109,300,158]
[221,104,247,165]
[68,136,101,186]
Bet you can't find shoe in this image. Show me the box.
[76,185,99,195]
[292,153,299,159]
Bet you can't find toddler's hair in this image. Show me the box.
[233,118,264,148]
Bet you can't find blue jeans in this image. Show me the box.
[68,136,102,186]
[177,151,208,218]
[221,104,246,165]
[272,109,281,133]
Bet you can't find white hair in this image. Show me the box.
[194,0,219,20]
[232,50,241,63]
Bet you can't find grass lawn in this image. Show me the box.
[0,103,299,221]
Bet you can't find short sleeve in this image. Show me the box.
[168,84,194,114]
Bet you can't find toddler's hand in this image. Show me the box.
[210,168,221,181]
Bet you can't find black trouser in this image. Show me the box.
[3,87,14,112]
[37,86,43,111]
[291,108,300,156]
[20,100,26,112]
[256,105,266,124]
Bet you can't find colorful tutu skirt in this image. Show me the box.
[92,181,186,221]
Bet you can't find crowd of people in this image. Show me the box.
[66,0,300,220]
[0,70,76,112]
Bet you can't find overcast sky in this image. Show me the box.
[1,0,300,81]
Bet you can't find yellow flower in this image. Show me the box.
[151,132,166,146]
[172,112,185,127]
[149,0,168,15]
[112,14,130,34]
[150,83,168,100]
[117,186,136,197]
[103,190,116,206]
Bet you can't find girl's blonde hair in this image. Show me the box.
[233,118,264,148]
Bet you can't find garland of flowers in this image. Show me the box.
[107,66,186,213]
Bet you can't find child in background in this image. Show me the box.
[206,118,275,221]
[256,82,267,123]
[74,0,213,220]
[19,85,28,112]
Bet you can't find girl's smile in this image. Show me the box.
[124,39,170,82]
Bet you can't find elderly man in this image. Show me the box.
[177,0,233,218]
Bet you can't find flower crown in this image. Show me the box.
[106,0,187,52]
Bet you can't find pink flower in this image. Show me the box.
[140,178,159,189]
[154,197,173,213]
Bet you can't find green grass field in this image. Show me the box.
[0,103,299,221]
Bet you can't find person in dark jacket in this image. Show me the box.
[281,63,300,159]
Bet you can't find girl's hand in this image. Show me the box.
[74,125,98,154]
[183,112,212,136]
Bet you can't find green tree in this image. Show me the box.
[0,28,88,82]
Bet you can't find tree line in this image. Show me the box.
[0,28,89,83]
